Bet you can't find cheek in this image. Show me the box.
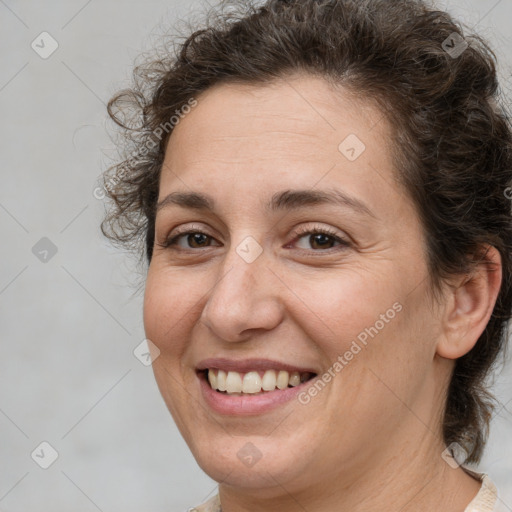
[291,266,430,410]
[289,267,401,353]
[142,269,204,422]
[142,267,203,355]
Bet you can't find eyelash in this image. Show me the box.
[157,225,350,253]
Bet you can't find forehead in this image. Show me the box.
[166,74,388,165]
[159,74,407,223]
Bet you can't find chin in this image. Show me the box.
[191,434,300,486]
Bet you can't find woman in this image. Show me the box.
[100,0,512,510]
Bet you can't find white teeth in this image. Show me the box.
[208,369,217,389]
[206,369,313,394]
[242,371,262,393]
[261,369,277,391]
[289,371,301,387]
[276,370,289,390]
[226,371,242,393]
[217,370,227,391]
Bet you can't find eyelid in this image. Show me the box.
[288,224,351,251]
[170,223,213,237]
[291,223,342,238]
[159,222,350,253]
[161,224,220,249]
[167,222,345,239]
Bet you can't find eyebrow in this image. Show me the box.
[156,188,376,219]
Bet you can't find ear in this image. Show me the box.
[436,244,502,360]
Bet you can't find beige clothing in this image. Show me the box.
[463,469,504,512]
[191,470,502,512]
[191,493,220,512]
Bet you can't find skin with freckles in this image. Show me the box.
[142,73,502,512]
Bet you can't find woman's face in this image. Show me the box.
[143,74,450,496]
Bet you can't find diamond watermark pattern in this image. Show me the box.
[133,338,161,366]
[338,134,366,162]
[32,237,58,263]
[442,32,468,59]
[31,441,59,469]
[31,32,59,59]
[236,236,263,264]
[441,441,468,469]
[237,442,263,468]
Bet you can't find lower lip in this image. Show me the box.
[197,371,316,416]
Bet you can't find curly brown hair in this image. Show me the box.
[99,0,512,464]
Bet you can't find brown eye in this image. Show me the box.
[159,230,221,250]
[185,233,211,248]
[308,233,337,250]
[292,227,350,252]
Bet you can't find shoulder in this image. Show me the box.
[189,493,221,512]
[463,468,500,512]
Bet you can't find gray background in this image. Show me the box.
[0,0,511,510]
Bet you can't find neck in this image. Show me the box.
[217,429,482,512]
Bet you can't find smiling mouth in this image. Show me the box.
[199,369,317,395]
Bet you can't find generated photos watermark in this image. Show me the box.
[298,301,403,405]
[93,97,198,200]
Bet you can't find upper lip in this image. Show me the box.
[196,357,318,375]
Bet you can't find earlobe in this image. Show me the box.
[436,245,502,360]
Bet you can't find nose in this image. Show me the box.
[199,241,285,342]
